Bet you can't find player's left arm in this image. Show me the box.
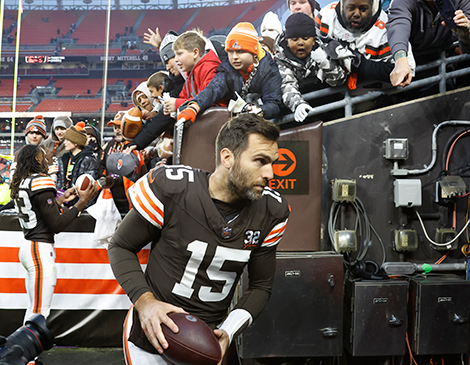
[217,245,276,341]
[217,198,290,345]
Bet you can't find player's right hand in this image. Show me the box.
[134,292,187,354]
[390,57,412,87]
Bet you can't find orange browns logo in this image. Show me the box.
[117,159,123,170]
[148,168,156,184]
[273,148,297,177]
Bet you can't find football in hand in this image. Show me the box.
[74,174,96,195]
[162,313,222,365]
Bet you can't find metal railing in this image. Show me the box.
[274,52,470,126]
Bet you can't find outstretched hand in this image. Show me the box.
[143,28,162,49]
[390,57,412,87]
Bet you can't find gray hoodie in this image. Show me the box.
[42,115,73,158]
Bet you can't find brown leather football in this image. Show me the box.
[121,107,142,141]
[162,313,222,365]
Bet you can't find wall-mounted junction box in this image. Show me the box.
[394,179,422,208]
[433,228,457,250]
[435,176,467,203]
[333,230,357,253]
[332,179,356,203]
[394,229,418,252]
[384,138,409,160]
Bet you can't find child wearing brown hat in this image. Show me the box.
[56,123,98,194]
[178,22,282,122]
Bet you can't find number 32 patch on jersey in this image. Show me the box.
[243,230,261,249]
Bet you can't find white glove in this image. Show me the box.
[227,91,248,113]
[294,103,313,122]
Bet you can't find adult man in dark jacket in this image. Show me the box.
[387,0,470,87]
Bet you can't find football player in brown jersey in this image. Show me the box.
[10,144,97,323]
[109,114,290,364]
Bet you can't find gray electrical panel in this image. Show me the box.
[409,276,470,355]
[344,279,409,356]
[238,252,343,358]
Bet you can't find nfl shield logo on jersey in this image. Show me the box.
[222,227,232,239]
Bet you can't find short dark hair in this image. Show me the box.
[147,70,169,89]
[215,114,280,166]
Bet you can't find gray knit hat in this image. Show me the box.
[53,115,73,130]
[160,30,178,63]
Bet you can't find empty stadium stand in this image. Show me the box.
[34,98,103,113]
[185,2,273,34]
[53,78,103,96]
[20,10,84,45]
[135,9,196,37]
[107,102,129,113]
[60,48,121,56]
[0,103,32,112]
[72,10,141,45]
[0,79,49,97]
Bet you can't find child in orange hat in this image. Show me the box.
[178,22,282,122]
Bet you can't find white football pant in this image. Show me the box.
[19,240,56,323]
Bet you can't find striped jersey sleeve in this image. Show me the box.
[128,173,164,228]
[31,175,56,193]
[261,218,289,248]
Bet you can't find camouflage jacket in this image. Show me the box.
[274,36,347,112]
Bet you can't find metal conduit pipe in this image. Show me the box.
[382,261,466,275]
[392,120,470,176]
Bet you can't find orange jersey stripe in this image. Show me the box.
[140,180,164,219]
[31,182,55,189]
[123,307,134,365]
[31,178,55,190]
[366,45,391,56]
[31,242,43,313]
[135,193,163,227]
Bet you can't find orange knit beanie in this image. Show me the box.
[225,22,259,55]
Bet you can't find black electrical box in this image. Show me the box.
[409,276,470,355]
[344,279,409,356]
[238,252,343,358]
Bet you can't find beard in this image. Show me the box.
[228,160,267,201]
[345,13,372,33]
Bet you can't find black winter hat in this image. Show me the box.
[285,13,317,39]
